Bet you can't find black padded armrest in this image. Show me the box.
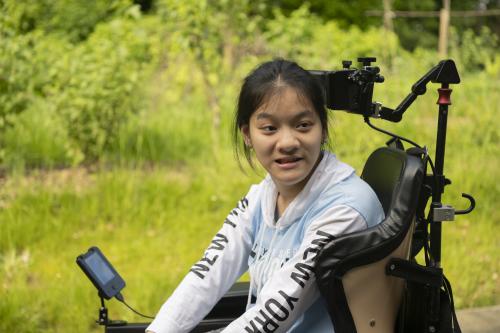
[104,319,234,333]
[204,281,249,319]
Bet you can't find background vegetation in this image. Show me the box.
[0,1,498,332]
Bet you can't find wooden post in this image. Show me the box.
[382,0,394,68]
[439,0,451,58]
[383,0,394,32]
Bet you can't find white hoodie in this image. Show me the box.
[147,151,385,333]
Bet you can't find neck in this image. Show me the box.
[277,186,301,204]
[275,189,296,217]
[274,151,325,217]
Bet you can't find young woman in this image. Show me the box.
[146,59,384,333]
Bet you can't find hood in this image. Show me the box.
[261,151,355,228]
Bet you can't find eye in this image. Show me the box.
[296,122,312,130]
[260,125,277,133]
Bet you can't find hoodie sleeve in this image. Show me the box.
[220,204,371,333]
[146,186,259,333]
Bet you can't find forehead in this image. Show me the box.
[253,87,316,119]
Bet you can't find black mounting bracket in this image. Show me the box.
[379,60,461,122]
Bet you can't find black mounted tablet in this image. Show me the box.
[76,246,126,300]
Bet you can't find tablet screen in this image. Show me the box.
[86,251,115,285]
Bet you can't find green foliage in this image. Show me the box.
[1,0,133,42]
[263,0,442,50]
[49,16,160,163]
[391,0,439,51]
[264,5,401,69]
[0,7,160,165]
[2,104,72,170]
[449,26,499,73]
[0,31,70,162]
[111,90,213,165]
[154,0,267,150]
[0,159,261,332]
[269,0,382,29]
[266,0,500,55]
[2,1,498,169]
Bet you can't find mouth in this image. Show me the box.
[275,156,303,165]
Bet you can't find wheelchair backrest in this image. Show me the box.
[315,147,425,333]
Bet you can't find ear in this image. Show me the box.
[240,125,252,147]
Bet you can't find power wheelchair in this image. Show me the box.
[82,58,475,333]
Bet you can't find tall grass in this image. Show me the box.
[0,160,260,332]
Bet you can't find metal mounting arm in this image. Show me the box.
[378,60,460,122]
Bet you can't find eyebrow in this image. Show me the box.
[255,110,315,121]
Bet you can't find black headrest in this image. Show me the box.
[361,148,406,216]
[316,147,425,278]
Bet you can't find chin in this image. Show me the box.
[273,173,309,187]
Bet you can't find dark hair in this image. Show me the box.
[233,58,330,168]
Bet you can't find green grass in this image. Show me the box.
[0,158,260,332]
[0,69,498,332]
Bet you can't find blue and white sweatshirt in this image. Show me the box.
[147,151,385,333]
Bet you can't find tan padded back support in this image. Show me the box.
[342,222,414,333]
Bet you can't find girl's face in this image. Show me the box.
[241,86,324,195]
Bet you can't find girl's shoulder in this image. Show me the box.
[312,173,384,227]
[239,180,268,217]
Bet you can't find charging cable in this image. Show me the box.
[115,292,155,319]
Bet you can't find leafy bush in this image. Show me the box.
[0,8,161,166]
[264,5,402,70]
[1,2,499,170]
[49,16,160,163]
[1,0,133,42]
[449,26,499,74]
[0,31,71,163]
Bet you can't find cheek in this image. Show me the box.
[250,132,275,151]
[253,140,275,160]
[303,130,324,151]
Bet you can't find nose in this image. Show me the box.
[276,128,299,153]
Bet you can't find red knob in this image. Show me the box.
[437,87,452,105]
